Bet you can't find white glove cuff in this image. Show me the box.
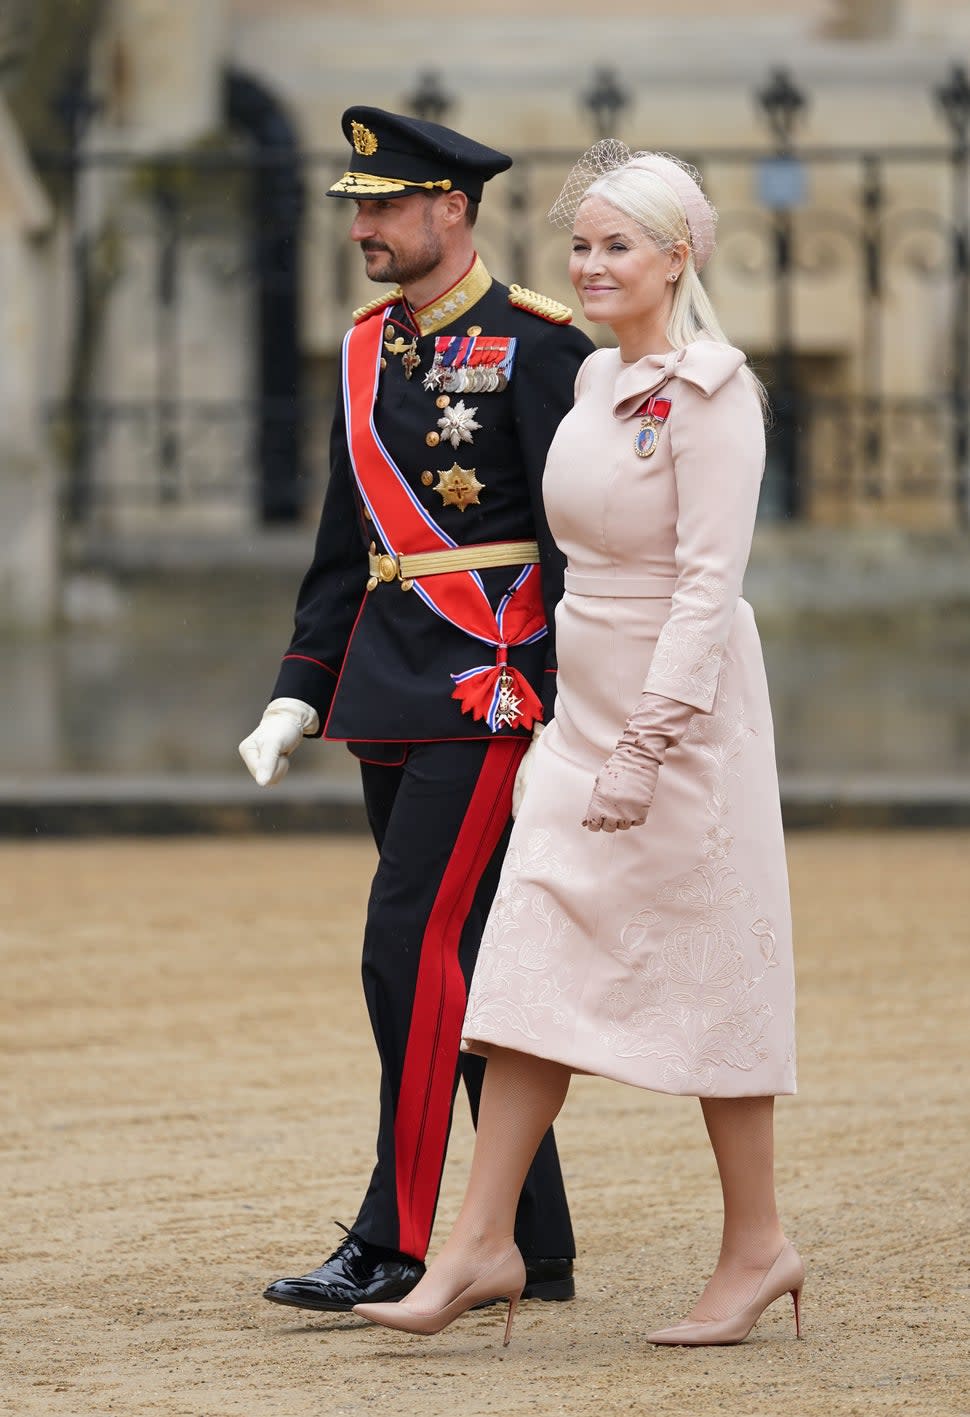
[264,697,320,736]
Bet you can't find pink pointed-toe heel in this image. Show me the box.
[353,1244,526,1346]
[646,1241,805,1347]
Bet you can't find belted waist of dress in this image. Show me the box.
[367,539,540,591]
[564,570,677,598]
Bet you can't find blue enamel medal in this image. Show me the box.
[633,394,672,458]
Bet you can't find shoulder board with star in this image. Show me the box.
[352,287,404,324]
[507,284,573,325]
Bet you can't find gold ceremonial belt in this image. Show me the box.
[367,539,540,592]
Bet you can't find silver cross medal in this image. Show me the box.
[494,670,524,728]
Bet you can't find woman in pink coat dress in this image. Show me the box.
[354,143,803,1349]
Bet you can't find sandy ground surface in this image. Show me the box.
[2,832,968,1417]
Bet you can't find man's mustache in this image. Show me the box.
[361,242,391,254]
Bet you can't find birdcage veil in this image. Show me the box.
[547,140,717,270]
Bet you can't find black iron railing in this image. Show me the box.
[36,67,970,529]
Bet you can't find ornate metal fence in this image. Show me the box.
[38,68,970,530]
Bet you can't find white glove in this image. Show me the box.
[238,698,320,787]
[511,723,544,819]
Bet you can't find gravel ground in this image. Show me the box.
[2,833,968,1417]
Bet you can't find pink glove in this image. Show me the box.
[583,693,697,833]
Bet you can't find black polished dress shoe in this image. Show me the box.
[262,1226,425,1312]
[522,1256,574,1302]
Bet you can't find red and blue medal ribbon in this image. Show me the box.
[448,567,545,729]
[437,335,476,368]
[435,334,516,376]
[343,313,545,731]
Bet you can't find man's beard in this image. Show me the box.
[361,228,443,286]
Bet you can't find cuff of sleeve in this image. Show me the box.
[641,675,718,714]
[272,655,339,737]
[642,634,725,714]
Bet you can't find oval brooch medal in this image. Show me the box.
[634,417,660,458]
[633,393,672,459]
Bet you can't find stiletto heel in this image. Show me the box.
[791,1283,803,1338]
[353,1244,527,1343]
[646,1241,805,1347]
[503,1290,520,1347]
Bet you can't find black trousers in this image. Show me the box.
[352,737,575,1262]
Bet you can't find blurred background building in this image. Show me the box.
[1,0,968,828]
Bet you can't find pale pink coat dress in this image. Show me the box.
[462,340,796,1097]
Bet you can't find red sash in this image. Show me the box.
[342,312,545,731]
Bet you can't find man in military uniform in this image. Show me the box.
[240,106,594,1313]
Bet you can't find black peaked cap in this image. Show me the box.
[328,106,512,203]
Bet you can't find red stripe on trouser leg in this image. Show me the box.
[393,738,527,1259]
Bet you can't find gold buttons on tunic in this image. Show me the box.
[426,430,440,447]
[421,471,434,486]
[384,325,394,337]
[380,358,387,370]
[436,395,451,409]
[467,325,482,336]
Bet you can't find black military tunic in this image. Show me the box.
[270,254,593,1264]
[274,260,592,750]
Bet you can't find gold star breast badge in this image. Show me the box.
[433,463,485,511]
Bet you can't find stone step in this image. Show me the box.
[2,771,968,834]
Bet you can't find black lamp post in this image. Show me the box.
[935,63,970,147]
[756,68,807,153]
[756,69,807,519]
[581,68,629,139]
[405,71,453,125]
[934,65,970,524]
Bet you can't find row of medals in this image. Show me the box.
[384,324,486,511]
[384,328,509,395]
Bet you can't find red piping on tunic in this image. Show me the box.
[280,653,339,677]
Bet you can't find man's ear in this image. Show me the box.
[438,188,470,229]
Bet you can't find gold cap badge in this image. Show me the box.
[351,121,378,156]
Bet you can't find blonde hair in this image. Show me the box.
[584,164,768,411]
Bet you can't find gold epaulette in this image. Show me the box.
[508,284,573,325]
[352,287,403,324]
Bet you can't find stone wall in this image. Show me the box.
[0,96,57,629]
[97,0,229,149]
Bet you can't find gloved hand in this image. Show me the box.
[583,693,696,833]
[512,723,544,819]
[238,698,320,787]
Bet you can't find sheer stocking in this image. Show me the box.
[686,1096,787,1321]
[402,1047,572,1313]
